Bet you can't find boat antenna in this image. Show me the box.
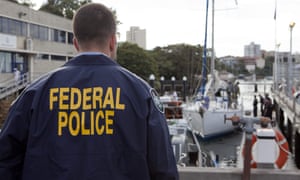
[199,0,209,96]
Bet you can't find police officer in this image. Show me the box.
[0,3,178,180]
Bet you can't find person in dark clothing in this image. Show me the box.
[226,81,233,108]
[254,83,258,93]
[0,3,178,180]
[258,94,264,116]
[231,81,240,108]
[253,95,258,117]
[263,93,273,120]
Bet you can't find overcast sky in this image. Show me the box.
[32,0,300,57]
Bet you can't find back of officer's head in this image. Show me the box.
[73,3,116,49]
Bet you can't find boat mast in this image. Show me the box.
[199,0,209,96]
[211,0,215,90]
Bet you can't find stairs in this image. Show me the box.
[0,72,30,100]
[0,73,30,128]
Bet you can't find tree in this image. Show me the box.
[117,42,158,81]
[151,44,203,95]
[39,0,91,19]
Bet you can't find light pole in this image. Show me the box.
[288,22,295,98]
[274,43,280,92]
[182,76,187,102]
[171,76,176,92]
[149,74,155,88]
[160,76,165,95]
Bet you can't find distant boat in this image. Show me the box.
[182,0,243,140]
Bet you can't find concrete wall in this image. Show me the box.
[31,59,65,80]
[178,167,300,180]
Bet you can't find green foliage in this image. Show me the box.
[151,44,203,94]
[39,0,91,19]
[117,42,158,81]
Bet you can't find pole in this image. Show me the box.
[211,0,215,91]
[288,22,295,98]
[274,0,278,91]
[243,133,252,180]
[200,0,209,96]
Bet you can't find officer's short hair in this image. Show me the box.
[73,3,116,47]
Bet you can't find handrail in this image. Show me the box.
[0,72,30,100]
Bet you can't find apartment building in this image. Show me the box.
[244,42,261,58]
[126,26,146,49]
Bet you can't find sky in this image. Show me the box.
[31,0,300,57]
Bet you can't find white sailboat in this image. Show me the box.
[183,0,243,140]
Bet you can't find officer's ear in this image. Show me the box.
[73,37,80,52]
[109,35,117,52]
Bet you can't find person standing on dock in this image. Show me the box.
[253,95,258,117]
[231,81,240,108]
[263,93,273,120]
[254,83,258,93]
[258,94,264,116]
[226,81,233,108]
[0,3,178,180]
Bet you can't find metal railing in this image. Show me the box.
[0,72,30,100]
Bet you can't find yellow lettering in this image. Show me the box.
[93,87,103,109]
[69,111,80,136]
[90,111,94,135]
[103,87,114,109]
[70,88,81,110]
[115,88,125,110]
[59,88,69,110]
[82,88,92,110]
[105,110,114,134]
[58,111,68,136]
[49,88,59,110]
[95,110,104,135]
[81,111,90,135]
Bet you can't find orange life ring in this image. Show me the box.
[242,129,289,169]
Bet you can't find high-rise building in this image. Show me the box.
[244,42,261,58]
[126,26,146,49]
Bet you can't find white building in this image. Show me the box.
[0,1,78,100]
[244,42,261,58]
[126,26,146,49]
[0,0,76,85]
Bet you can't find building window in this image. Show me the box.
[50,29,66,43]
[0,51,12,73]
[51,55,66,61]
[67,32,73,44]
[0,17,27,36]
[30,24,49,41]
[0,17,9,33]
[39,26,48,41]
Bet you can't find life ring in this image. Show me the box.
[242,129,289,169]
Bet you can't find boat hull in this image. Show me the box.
[183,103,243,139]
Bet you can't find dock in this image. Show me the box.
[178,167,300,180]
[177,80,300,179]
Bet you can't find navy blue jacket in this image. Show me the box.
[0,54,178,180]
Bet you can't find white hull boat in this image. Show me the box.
[183,0,243,140]
[183,75,243,139]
